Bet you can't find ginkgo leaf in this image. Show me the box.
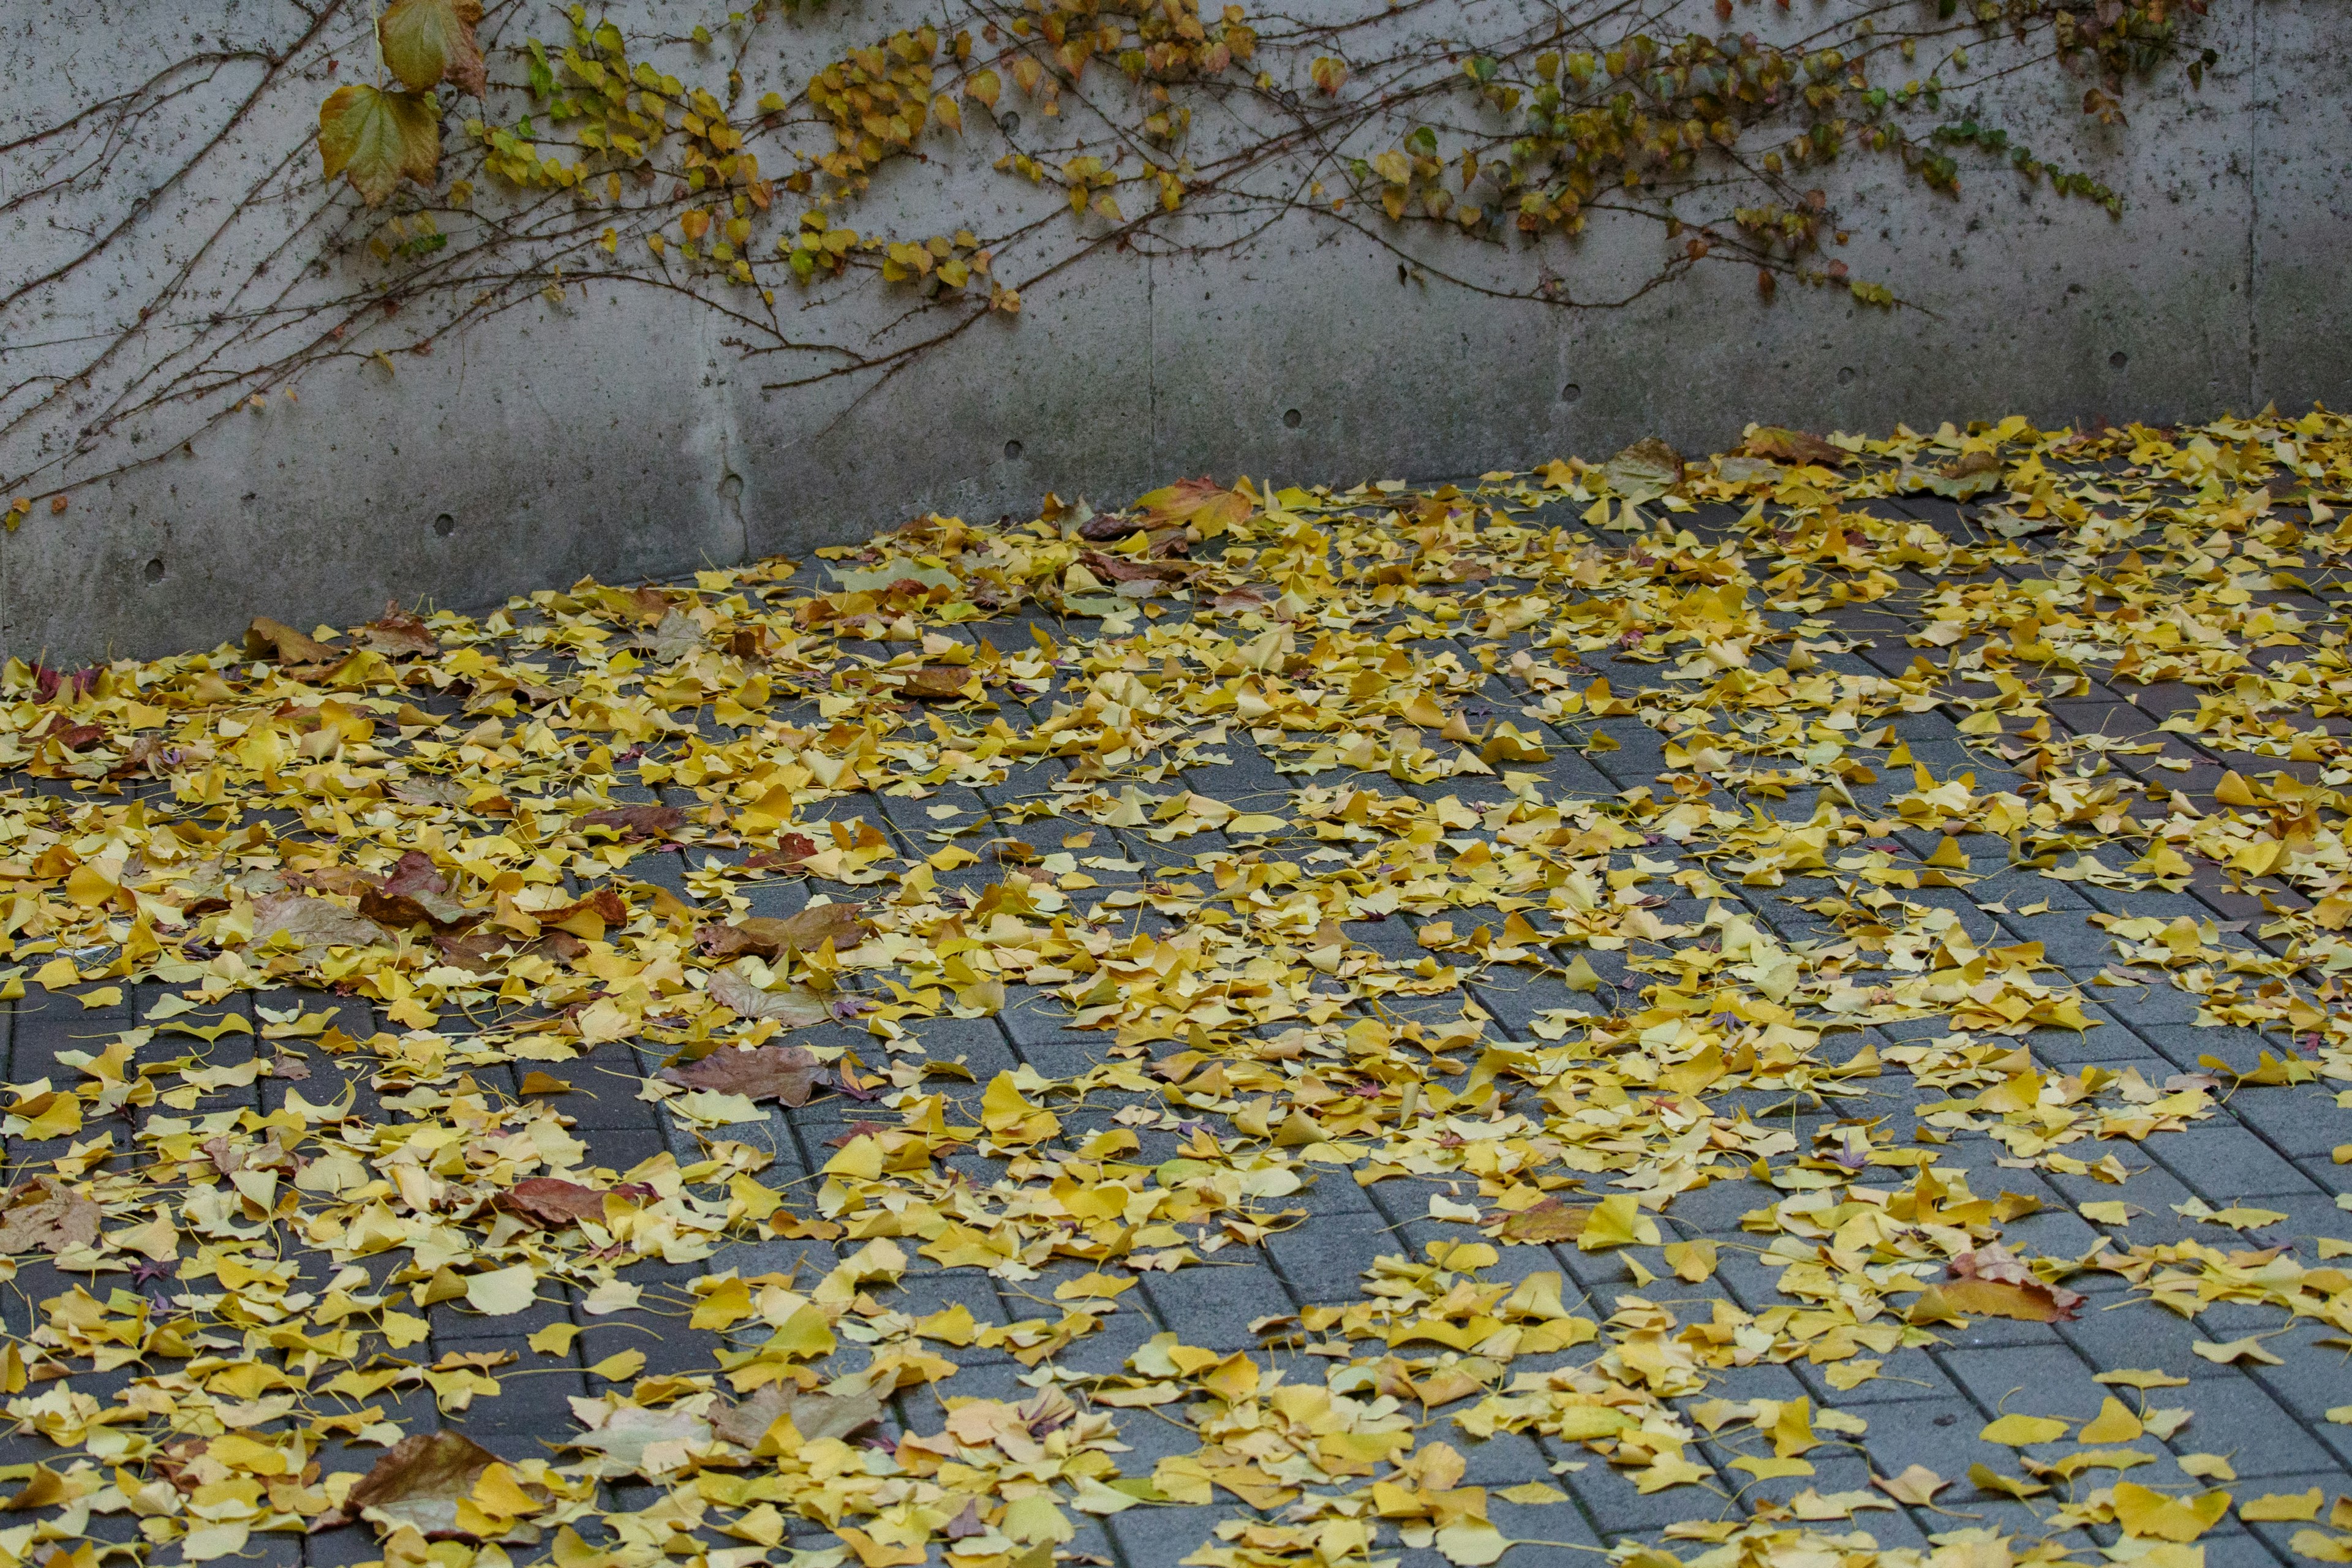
[1978,1414,2070,1446]
[379,0,486,96]
[463,1264,538,1316]
[318,85,442,206]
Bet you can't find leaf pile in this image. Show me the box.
[0,412,2348,1567]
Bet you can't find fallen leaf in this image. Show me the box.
[245,616,339,665]
[325,1431,502,1539]
[659,1040,824,1104]
[712,1382,884,1449]
[699,902,868,957]
[251,894,392,955]
[701,971,832,1030]
[0,1178,102,1256]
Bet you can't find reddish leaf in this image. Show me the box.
[361,603,440,656]
[360,850,483,930]
[744,831,820,871]
[536,889,630,930]
[497,1178,613,1228]
[580,804,685,840]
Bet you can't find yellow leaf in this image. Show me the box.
[587,1349,646,1381]
[2079,1396,2143,1443]
[2112,1481,2230,1542]
[464,1264,538,1317]
[1733,1455,1816,1480]
[318,85,442,206]
[469,1462,545,1518]
[1576,1194,1660,1252]
[1662,1240,1718,1281]
[1979,1414,2070,1446]
[382,1310,431,1348]
[2242,1490,2322,1523]
[529,1322,580,1355]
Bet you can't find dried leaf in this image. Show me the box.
[701,970,832,1028]
[361,604,440,656]
[659,1039,824,1103]
[712,1383,884,1449]
[0,1178,100,1255]
[698,903,867,957]
[579,804,685,841]
[244,616,338,665]
[250,894,392,955]
[326,1431,502,1539]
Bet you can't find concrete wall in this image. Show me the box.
[1,1,2343,663]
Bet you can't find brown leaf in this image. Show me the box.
[711,1382,884,1449]
[497,1177,614,1229]
[319,1430,504,1539]
[358,850,483,931]
[743,831,820,871]
[0,1178,100,1255]
[579,804,685,841]
[1080,550,1196,598]
[1078,513,1144,541]
[1487,1197,1591,1243]
[697,903,866,958]
[660,1040,824,1104]
[251,893,393,955]
[245,617,339,665]
[289,865,379,897]
[360,603,440,657]
[894,666,974,701]
[537,889,630,933]
[1602,437,1686,502]
[1742,426,1846,467]
[701,970,832,1028]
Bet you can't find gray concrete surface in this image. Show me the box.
[2,1,2346,662]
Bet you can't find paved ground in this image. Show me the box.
[2,450,2348,1568]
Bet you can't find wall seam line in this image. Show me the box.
[2247,0,2262,409]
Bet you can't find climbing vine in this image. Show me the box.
[1,0,2214,510]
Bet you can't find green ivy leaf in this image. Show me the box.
[318,85,442,207]
[379,0,486,97]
